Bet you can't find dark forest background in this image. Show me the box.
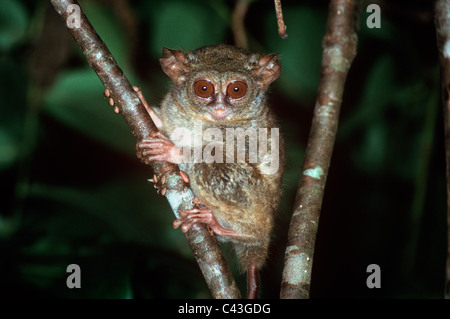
[0,0,446,298]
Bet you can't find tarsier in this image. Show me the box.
[106,45,285,298]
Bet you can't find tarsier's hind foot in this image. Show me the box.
[146,167,190,197]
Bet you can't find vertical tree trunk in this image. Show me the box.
[280,0,361,299]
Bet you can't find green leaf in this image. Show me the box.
[265,6,327,103]
[147,0,227,57]
[82,2,130,73]
[339,55,396,139]
[0,57,27,170]
[0,128,18,170]
[0,0,28,51]
[359,7,396,42]
[342,55,396,174]
[43,68,135,155]
[27,179,186,249]
[352,120,389,174]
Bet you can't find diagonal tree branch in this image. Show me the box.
[50,0,241,299]
[280,0,361,299]
[434,0,450,298]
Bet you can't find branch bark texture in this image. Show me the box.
[280,0,360,299]
[50,0,241,299]
[434,0,450,298]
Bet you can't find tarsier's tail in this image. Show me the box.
[234,243,270,299]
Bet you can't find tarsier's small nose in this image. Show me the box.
[210,93,229,120]
[214,93,226,108]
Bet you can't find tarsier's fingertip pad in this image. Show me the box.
[180,170,190,183]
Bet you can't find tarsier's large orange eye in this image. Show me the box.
[227,81,247,100]
[194,80,214,98]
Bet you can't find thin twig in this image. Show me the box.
[274,0,288,39]
[280,0,361,299]
[434,0,450,298]
[232,0,250,49]
[50,0,241,299]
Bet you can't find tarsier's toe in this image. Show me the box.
[147,171,175,197]
[149,131,168,139]
[192,197,206,206]
[180,170,190,184]
[173,216,188,230]
[172,214,198,233]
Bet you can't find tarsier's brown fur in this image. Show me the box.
[108,44,285,297]
[158,45,285,270]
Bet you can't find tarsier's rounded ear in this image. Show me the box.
[160,48,189,85]
[251,54,281,87]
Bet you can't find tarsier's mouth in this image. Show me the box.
[210,106,229,120]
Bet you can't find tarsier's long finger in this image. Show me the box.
[178,218,200,233]
[149,131,169,140]
[141,148,166,156]
[133,86,164,130]
[138,138,171,147]
[104,88,120,113]
[142,155,166,163]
